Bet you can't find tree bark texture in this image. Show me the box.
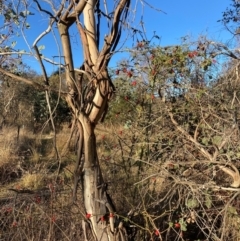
[57,1,131,240]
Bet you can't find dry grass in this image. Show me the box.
[0,115,239,241]
[21,173,48,189]
[0,127,18,166]
[0,125,74,189]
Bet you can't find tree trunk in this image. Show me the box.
[76,74,120,240]
[56,1,131,239]
[79,115,109,240]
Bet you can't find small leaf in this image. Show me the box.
[179,218,187,231]
[38,45,45,51]
[14,19,19,25]
[228,206,237,215]
[212,135,222,146]
[202,137,209,145]
[20,10,34,17]
[186,198,199,209]
[25,23,30,29]
[168,221,173,227]
[11,41,17,48]
[10,9,17,16]
[205,194,212,209]
[124,120,132,129]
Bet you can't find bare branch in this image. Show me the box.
[75,21,94,68]
[74,68,92,82]
[32,18,55,47]
[33,0,56,19]
[168,109,214,161]
[66,0,87,24]
[208,40,240,60]
[0,51,64,67]
[61,1,74,21]
[83,0,99,66]
[0,51,32,56]
[96,0,130,71]
[218,164,240,188]
[0,67,67,95]
[141,0,167,13]
[0,67,45,90]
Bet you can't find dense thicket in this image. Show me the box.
[1,40,240,240]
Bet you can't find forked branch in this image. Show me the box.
[218,164,240,188]
[168,110,213,161]
[168,109,240,188]
[0,67,45,90]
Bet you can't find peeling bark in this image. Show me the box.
[32,1,131,240]
[58,23,76,95]
[83,0,99,67]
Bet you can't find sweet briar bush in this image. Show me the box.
[100,41,240,240]
[108,39,218,124]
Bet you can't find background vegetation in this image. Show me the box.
[1,1,240,241]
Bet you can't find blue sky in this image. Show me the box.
[15,0,233,74]
[142,0,231,44]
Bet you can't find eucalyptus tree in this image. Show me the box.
[0,0,144,240]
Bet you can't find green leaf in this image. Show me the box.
[11,41,17,48]
[212,135,222,146]
[202,137,209,145]
[186,198,199,209]
[19,10,34,17]
[38,45,45,51]
[228,206,237,215]
[124,120,132,129]
[14,19,19,25]
[168,222,173,227]
[25,23,30,29]
[10,9,17,16]
[205,194,212,209]
[179,218,187,231]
